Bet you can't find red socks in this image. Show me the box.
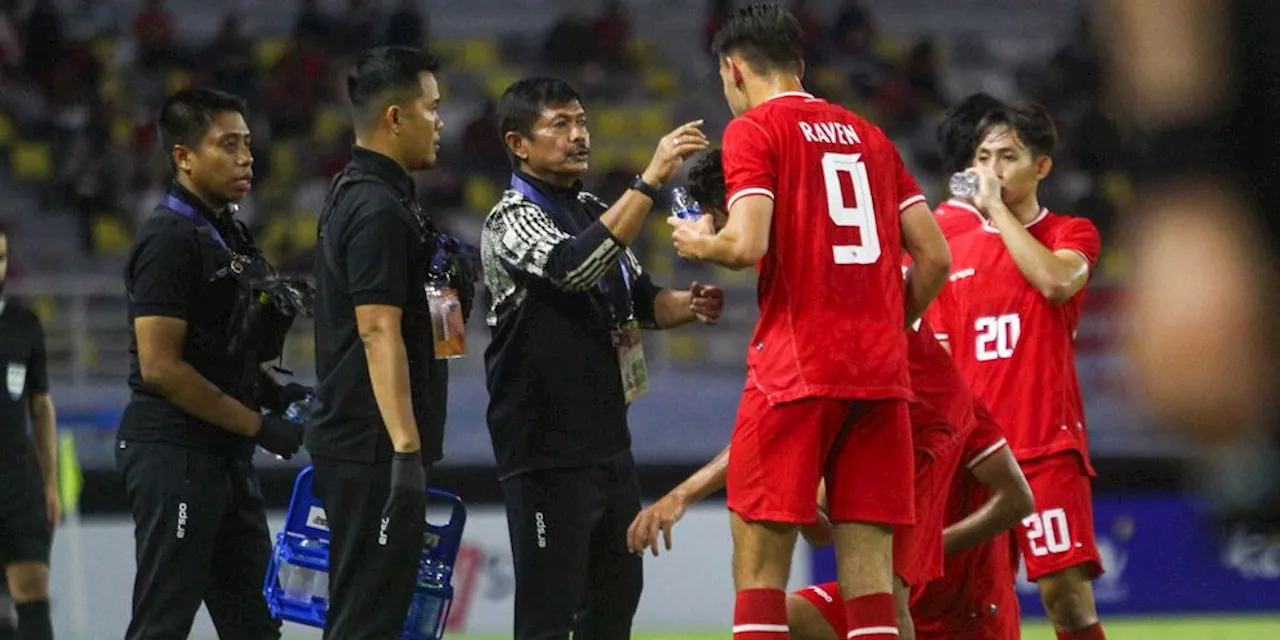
[845,592,899,638]
[1058,623,1107,640]
[734,588,790,639]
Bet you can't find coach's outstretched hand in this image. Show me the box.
[627,492,688,557]
[642,120,710,188]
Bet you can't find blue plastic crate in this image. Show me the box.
[263,466,468,639]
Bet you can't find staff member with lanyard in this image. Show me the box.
[481,76,723,640]
[0,221,57,640]
[308,46,475,639]
[117,88,311,640]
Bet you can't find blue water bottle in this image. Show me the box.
[671,186,703,221]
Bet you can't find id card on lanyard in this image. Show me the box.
[509,174,649,404]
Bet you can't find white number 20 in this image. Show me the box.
[975,313,1021,361]
[821,152,881,265]
[1022,508,1073,557]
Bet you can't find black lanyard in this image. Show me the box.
[162,195,229,250]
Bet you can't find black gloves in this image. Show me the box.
[383,450,428,519]
[256,413,304,459]
[260,377,314,415]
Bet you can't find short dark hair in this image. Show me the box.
[711,2,804,75]
[0,219,9,238]
[346,46,440,126]
[976,101,1059,158]
[687,149,726,210]
[937,93,1005,174]
[495,77,583,141]
[157,88,247,160]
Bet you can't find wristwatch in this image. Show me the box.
[629,174,661,201]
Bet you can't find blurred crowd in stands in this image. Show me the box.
[0,0,1127,282]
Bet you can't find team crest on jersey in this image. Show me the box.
[6,362,26,400]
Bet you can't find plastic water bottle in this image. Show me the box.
[283,394,316,424]
[404,558,448,635]
[949,171,980,200]
[279,538,323,603]
[670,187,703,221]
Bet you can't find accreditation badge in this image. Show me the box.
[611,320,649,404]
[7,362,26,400]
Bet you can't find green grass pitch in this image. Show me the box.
[420,616,1280,639]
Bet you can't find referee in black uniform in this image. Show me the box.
[0,222,56,640]
[117,89,308,639]
[308,46,473,639]
[480,77,722,640]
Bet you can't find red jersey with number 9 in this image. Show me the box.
[927,211,1102,470]
[722,92,927,405]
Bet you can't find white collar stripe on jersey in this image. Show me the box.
[764,91,816,103]
[981,207,1049,233]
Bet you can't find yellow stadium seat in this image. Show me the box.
[465,175,500,214]
[626,145,652,172]
[635,106,670,138]
[594,108,628,139]
[312,107,349,144]
[110,117,132,146]
[31,296,57,329]
[873,36,903,62]
[486,71,519,100]
[644,70,679,100]
[269,143,298,182]
[290,217,317,249]
[91,38,117,64]
[458,39,499,69]
[626,38,652,65]
[257,37,290,72]
[99,73,125,105]
[0,112,13,148]
[1101,172,1134,211]
[10,141,53,182]
[588,146,618,172]
[91,215,134,253]
[166,69,191,94]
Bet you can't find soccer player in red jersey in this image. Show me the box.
[652,147,1029,640]
[624,319,1033,640]
[931,93,1007,240]
[927,101,1108,640]
[666,5,951,639]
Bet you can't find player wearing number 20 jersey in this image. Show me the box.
[722,90,931,528]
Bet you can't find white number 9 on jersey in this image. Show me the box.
[821,152,881,265]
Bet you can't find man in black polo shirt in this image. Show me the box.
[308,46,467,638]
[481,76,723,640]
[117,89,306,639]
[0,221,57,640]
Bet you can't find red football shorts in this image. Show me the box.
[892,415,964,586]
[727,387,914,525]
[793,582,845,636]
[1013,452,1105,581]
[912,529,1021,640]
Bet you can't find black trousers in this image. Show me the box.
[116,439,281,640]
[502,452,644,640]
[311,456,426,640]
